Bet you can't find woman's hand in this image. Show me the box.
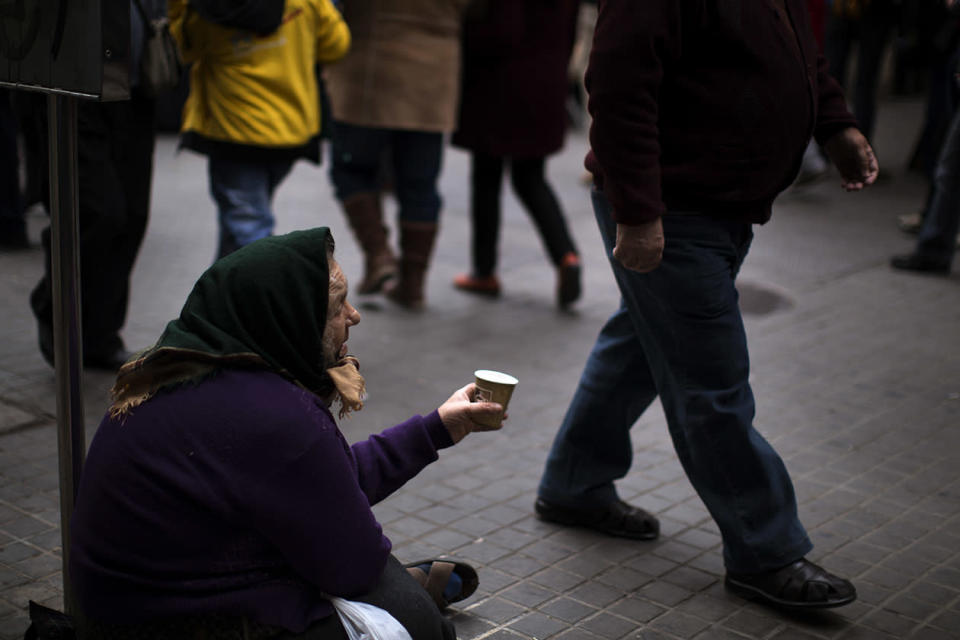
[437,383,505,444]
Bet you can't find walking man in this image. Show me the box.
[536,0,878,608]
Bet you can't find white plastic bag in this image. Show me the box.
[329,597,413,640]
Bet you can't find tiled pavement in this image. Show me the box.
[1,97,959,639]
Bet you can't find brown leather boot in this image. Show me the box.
[341,193,397,294]
[387,221,439,310]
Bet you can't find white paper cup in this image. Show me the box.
[473,369,518,428]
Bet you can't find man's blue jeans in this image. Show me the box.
[208,156,294,259]
[539,189,812,573]
[915,106,960,266]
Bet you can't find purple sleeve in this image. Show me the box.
[585,0,680,225]
[351,410,454,505]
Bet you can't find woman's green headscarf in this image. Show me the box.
[111,228,339,414]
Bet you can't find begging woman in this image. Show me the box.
[69,227,503,639]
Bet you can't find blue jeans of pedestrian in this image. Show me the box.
[208,156,294,259]
[329,122,443,222]
[915,106,960,266]
[538,189,812,573]
[824,0,898,141]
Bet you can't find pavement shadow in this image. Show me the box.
[738,280,795,316]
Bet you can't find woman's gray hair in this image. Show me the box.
[325,232,336,259]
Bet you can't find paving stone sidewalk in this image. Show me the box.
[1,98,958,639]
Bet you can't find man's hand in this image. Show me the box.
[437,383,505,444]
[613,218,664,272]
[823,127,879,191]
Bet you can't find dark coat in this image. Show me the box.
[585,0,858,226]
[452,0,580,157]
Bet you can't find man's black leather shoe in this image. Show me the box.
[890,253,950,274]
[534,497,659,540]
[725,558,856,609]
[83,349,133,372]
[38,324,131,372]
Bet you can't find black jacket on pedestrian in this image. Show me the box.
[452,0,581,157]
[585,0,859,225]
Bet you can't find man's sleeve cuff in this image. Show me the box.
[603,178,665,225]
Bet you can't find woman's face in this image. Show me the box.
[323,260,361,364]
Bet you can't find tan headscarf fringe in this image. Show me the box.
[109,349,269,419]
[326,356,366,419]
[109,349,366,421]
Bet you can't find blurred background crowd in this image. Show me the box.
[0,0,958,369]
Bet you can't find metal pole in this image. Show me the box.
[47,93,86,617]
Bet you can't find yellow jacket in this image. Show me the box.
[170,0,350,156]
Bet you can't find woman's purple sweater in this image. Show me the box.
[69,369,454,632]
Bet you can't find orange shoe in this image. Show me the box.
[453,273,501,297]
[557,252,581,309]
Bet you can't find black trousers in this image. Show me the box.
[0,89,23,234]
[76,557,455,640]
[823,0,899,142]
[30,93,156,358]
[469,152,577,277]
[279,556,456,640]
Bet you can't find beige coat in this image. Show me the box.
[324,0,471,132]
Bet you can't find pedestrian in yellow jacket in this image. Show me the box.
[170,0,350,258]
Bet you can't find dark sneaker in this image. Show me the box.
[726,558,857,609]
[556,252,582,310]
[84,348,134,372]
[38,322,132,372]
[890,253,950,274]
[534,497,659,540]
